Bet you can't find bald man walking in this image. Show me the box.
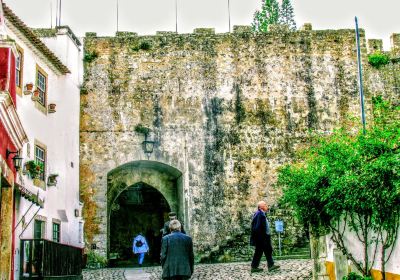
[250,201,280,273]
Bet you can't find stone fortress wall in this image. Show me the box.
[80,24,400,261]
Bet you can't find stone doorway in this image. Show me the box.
[107,160,185,265]
[109,182,170,265]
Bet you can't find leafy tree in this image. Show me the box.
[278,97,400,278]
[252,0,280,33]
[368,51,390,69]
[279,0,296,30]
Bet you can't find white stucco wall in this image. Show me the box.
[4,23,83,280]
[325,223,400,277]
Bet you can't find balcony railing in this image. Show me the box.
[20,239,83,280]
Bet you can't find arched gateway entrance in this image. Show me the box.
[106,160,184,265]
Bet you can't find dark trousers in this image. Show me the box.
[251,235,274,268]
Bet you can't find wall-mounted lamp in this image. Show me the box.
[6,149,23,171]
[142,133,155,158]
[142,139,155,154]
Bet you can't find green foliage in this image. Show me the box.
[131,41,152,52]
[252,0,280,32]
[279,0,296,30]
[24,160,44,179]
[139,41,152,51]
[134,124,151,135]
[343,272,372,280]
[278,97,400,276]
[368,51,390,68]
[83,51,98,63]
[131,45,140,52]
[86,251,107,268]
[79,84,88,95]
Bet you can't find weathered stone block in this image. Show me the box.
[115,31,138,38]
[156,31,177,36]
[193,28,215,35]
[269,24,290,33]
[85,32,97,38]
[367,39,383,53]
[391,33,400,53]
[233,25,252,34]
[301,23,313,31]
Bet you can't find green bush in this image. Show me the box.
[343,272,372,280]
[86,251,107,268]
[278,97,400,276]
[368,51,390,68]
[139,41,151,51]
[83,51,99,63]
[131,41,152,52]
[134,124,150,135]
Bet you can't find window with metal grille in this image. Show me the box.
[52,223,60,242]
[16,51,22,87]
[37,70,46,106]
[34,145,45,181]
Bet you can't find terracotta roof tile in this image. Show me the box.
[3,3,70,74]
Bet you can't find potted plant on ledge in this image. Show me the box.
[47,174,58,186]
[24,83,34,95]
[48,103,56,113]
[31,89,40,101]
[24,160,44,179]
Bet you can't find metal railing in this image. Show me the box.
[20,239,83,279]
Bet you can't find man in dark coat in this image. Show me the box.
[161,220,194,280]
[250,201,280,273]
[162,212,185,237]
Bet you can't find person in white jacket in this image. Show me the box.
[133,233,149,266]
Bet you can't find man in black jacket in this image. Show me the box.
[162,212,185,237]
[250,201,280,273]
[161,220,194,280]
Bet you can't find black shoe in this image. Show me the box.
[251,267,264,273]
[268,265,280,272]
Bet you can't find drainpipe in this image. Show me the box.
[10,189,16,280]
[355,16,366,135]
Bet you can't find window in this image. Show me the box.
[16,50,22,88]
[34,220,45,239]
[34,145,45,181]
[36,70,47,106]
[52,223,60,242]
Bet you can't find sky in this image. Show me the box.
[3,0,400,50]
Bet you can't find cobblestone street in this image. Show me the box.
[83,259,312,280]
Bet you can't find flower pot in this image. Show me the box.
[31,89,40,101]
[48,103,56,113]
[33,178,45,189]
[47,174,58,187]
[47,179,57,186]
[25,83,33,91]
[24,83,34,95]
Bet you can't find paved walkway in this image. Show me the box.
[83,259,312,280]
[125,268,152,280]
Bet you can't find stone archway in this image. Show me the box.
[109,182,170,265]
[106,160,184,263]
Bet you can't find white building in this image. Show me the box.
[1,3,83,279]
